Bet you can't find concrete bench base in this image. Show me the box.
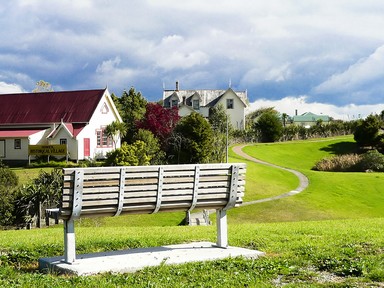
[39,241,264,276]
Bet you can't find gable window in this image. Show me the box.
[96,128,112,148]
[60,138,67,145]
[171,99,178,107]
[101,102,109,114]
[226,99,234,109]
[192,99,200,110]
[14,139,21,149]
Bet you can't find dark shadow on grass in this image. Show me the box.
[319,141,359,155]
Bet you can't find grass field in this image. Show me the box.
[1,136,383,287]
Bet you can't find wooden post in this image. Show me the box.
[63,220,76,264]
[216,209,228,248]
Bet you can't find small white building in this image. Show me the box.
[163,82,248,130]
[0,88,122,163]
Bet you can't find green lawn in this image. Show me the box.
[1,135,384,287]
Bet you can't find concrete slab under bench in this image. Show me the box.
[39,241,265,276]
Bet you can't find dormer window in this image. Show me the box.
[192,99,200,110]
[171,99,179,107]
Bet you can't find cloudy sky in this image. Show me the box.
[1,0,384,119]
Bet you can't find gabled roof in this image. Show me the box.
[0,129,45,138]
[0,89,107,124]
[293,112,330,122]
[163,87,248,107]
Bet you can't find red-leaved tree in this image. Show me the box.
[136,103,180,148]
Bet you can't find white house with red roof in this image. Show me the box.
[0,88,122,163]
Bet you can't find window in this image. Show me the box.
[14,139,21,149]
[60,138,67,145]
[96,129,112,147]
[226,99,234,109]
[192,99,200,110]
[100,102,109,114]
[171,99,178,107]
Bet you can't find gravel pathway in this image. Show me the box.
[232,144,309,206]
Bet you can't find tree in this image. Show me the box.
[32,80,53,92]
[136,103,180,148]
[112,87,147,143]
[169,112,214,164]
[0,161,19,226]
[354,114,382,148]
[106,141,151,166]
[133,129,165,164]
[253,111,283,142]
[105,121,127,149]
[15,169,62,228]
[208,104,231,162]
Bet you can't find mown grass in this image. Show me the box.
[1,135,384,287]
[1,218,383,287]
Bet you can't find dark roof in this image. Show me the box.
[0,89,106,124]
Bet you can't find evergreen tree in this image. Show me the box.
[169,112,214,164]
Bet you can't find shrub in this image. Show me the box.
[313,154,361,172]
[314,150,384,172]
[358,150,384,172]
[0,162,19,226]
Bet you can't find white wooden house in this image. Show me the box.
[163,82,248,130]
[0,88,122,163]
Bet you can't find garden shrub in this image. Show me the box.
[358,150,384,172]
[314,150,384,172]
[0,162,19,226]
[313,154,361,172]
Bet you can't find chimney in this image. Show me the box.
[175,81,179,91]
[295,109,298,116]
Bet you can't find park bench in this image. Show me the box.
[46,163,246,264]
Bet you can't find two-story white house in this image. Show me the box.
[0,88,122,163]
[162,82,248,130]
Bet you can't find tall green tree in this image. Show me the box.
[112,87,147,143]
[208,104,231,162]
[354,114,383,148]
[169,112,214,164]
[253,110,283,143]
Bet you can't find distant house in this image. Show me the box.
[0,88,122,163]
[292,112,330,128]
[163,82,248,130]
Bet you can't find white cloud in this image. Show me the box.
[313,45,384,96]
[247,96,384,120]
[0,81,24,94]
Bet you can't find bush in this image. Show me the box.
[0,162,19,226]
[314,150,384,172]
[358,150,384,172]
[313,154,361,172]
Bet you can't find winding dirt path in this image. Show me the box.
[232,144,309,206]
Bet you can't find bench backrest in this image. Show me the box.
[59,163,246,221]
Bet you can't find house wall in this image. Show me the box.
[77,91,122,160]
[0,130,49,160]
[216,90,246,130]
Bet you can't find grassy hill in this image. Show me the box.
[1,136,383,287]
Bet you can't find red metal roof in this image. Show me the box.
[0,89,106,124]
[0,129,44,137]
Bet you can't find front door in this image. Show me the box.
[84,138,90,157]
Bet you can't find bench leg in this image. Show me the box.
[63,220,76,264]
[216,209,228,248]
